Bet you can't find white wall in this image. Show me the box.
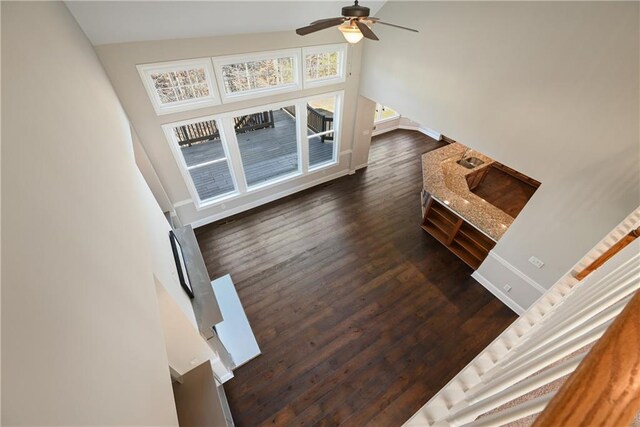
[154,278,217,376]
[95,31,369,226]
[139,175,198,329]
[0,1,3,418]
[133,127,173,214]
[1,2,178,425]
[138,169,229,379]
[351,96,377,168]
[359,1,640,308]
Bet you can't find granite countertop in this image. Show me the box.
[422,143,514,241]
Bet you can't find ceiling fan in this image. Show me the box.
[296,0,418,44]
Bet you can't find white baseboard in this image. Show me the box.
[217,371,234,383]
[421,127,442,141]
[372,126,399,137]
[351,163,369,172]
[188,169,351,228]
[488,252,547,294]
[399,125,442,141]
[472,271,526,315]
[372,123,442,140]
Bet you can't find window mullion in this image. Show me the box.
[220,117,248,194]
[333,92,343,165]
[308,129,335,139]
[186,157,227,171]
[298,100,310,174]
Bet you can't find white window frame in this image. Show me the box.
[302,43,348,89]
[212,48,302,104]
[216,99,304,191]
[374,103,400,124]
[306,91,343,171]
[138,58,221,116]
[162,116,239,208]
[163,91,344,211]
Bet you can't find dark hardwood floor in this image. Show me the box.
[195,130,517,426]
[472,166,538,218]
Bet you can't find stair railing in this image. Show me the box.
[532,290,640,426]
[404,207,640,427]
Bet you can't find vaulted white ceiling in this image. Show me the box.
[66,1,386,46]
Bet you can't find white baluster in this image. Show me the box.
[461,394,554,427]
[466,321,610,404]
[445,354,584,425]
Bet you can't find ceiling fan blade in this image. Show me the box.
[374,20,419,33]
[296,18,346,36]
[310,17,345,25]
[355,19,379,41]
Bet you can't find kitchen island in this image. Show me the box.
[421,143,515,269]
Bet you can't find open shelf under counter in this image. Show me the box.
[421,192,497,270]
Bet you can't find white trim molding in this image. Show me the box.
[163,90,345,211]
[137,58,221,116]
[188,168,351,228]
[173,198,193,208]
[488,251,548,294]
[472,271,526,315]
[302,43,348,89]
[399,124,442,141]
[350,163,369,172]
[161,116,239,209]
[372,127,397,137]
[212,48,302,104]
[306,91,343,172]
[371,121,443,141]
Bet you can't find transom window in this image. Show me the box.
[306,52,338,80]
[302,44,347,89]
[212,49,301,102]
[221,58,294,94]
[137,59,220,115]
[139,45,348,111]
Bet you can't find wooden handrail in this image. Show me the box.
[533,290,640,427]
[575,227,640,281]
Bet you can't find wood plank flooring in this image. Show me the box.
[195,130,517,426]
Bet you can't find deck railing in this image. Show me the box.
[175,120,221,147]
[175,107,334,147]
[233,111,274,134]
[175,111,275,147]
[404,207,640,427]
[307,107,334,142]
[283,105,334,142]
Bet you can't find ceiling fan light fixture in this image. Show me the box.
[339,21,364,44]
[295,1,417,41]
